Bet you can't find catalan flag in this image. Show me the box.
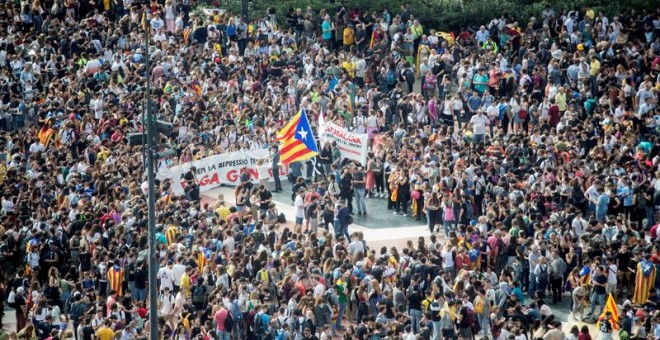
[633,259,656,304]
[369,28,381,50]
[38,121,57,149]
[165,226,178,246]
[436,31,455,46]
[416,44,431,76]
[579,264,591,287]
[277,110,318,165]
[197,250,207,270]
[107,266,124,296]
[597,294,619,330]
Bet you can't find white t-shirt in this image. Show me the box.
[607,264,618,285]
[172,264,186,286]
[157,266,174,291]
[441,250,454,268]
[159,293,174,315]
[470,114,489,135]
[294,195,305,219]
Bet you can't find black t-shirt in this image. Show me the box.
[617,252,631,272]
[353,171,365,189]
[82,325,95,340]
[408,292,423,310]
[78,252,92,271]
[135,268,147,289]
[594,273,607,294]
[340,173,353,191]
[259,190,272,210]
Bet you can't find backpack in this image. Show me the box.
[537,265,548,285]
[465,308,479,332]
[386,70,396,85]
[192,285,206,304]
[254,312,264,335]
[277,213,286,223]
[180,313,191,333]
[224,312,234,331]
[231,301,243,323]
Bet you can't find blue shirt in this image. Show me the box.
[322,21,332,40]
[618,185,634,206]
[597,193,610,211]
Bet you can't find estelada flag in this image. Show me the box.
[579,264,591,287]
[597,294,619,330]
[277,110,318,165]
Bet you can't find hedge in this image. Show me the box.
[214,0,654,32]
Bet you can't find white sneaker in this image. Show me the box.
[393,212,398,215]
[402,214,407,217]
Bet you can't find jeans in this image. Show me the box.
[336,302,346,329]
[356,302,367,324]
[217,331,230,340]
[590,292,605,315]
[369,299,378,317]
[473,133,484,144]
[432,320,441,340]
[410,308,423,334]
[443,220,454,237]
[479,314,490,337]
[135,288,147,301]
[355,188,367,214]
[646,206,655,229]
[428,209,439,233]
[529,274,537,296]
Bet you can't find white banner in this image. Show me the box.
[157,149,289,195]
[318,114,368,165]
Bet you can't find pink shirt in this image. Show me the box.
[214,308,228,331]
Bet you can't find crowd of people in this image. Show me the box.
[0,0,659,339]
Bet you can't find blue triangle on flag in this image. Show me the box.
[295,110,318,153]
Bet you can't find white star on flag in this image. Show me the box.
[297,128,308,140]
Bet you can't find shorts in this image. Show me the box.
[295,217,303,225]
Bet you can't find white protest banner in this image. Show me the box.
[318,114,368,165]
[157,149,289,195]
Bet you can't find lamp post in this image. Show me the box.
[144,21,159,340]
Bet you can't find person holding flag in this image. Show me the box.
[598,310,616,340]
[579,260,593,287]
[633,254,657,304]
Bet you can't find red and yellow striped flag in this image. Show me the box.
[277,110,318,165]
[107,266,124,296]
[597,294,619,330]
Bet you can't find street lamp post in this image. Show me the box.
[144,23,159,340]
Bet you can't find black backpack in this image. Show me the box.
[537,265,548,285]
[224,313,234,331]
[192,285,206,304]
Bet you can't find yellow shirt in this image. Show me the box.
[590,59,600,77]
[342,61,356,78]
[343,27,355,45]
[585,9,595,20]
[180,273,191,298]
[555,92,567,111]
[411,25,423,39]
[215,206,230,220]
[97,327,114,340]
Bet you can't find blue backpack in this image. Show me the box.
[386,70,396,85]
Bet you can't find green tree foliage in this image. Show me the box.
[219,0,653,31]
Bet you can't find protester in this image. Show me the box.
[0,1,659,340]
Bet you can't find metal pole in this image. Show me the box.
[241,0,249,22]
[144,24,159,340]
